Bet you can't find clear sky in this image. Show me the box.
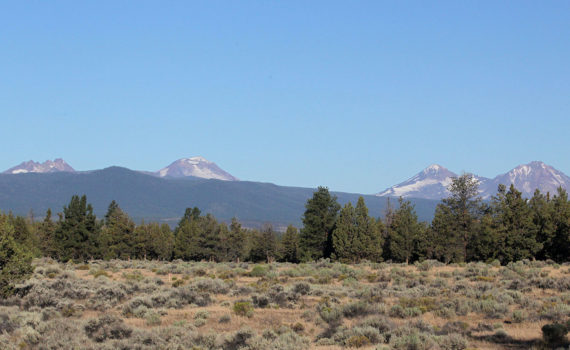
[1,1,569,194]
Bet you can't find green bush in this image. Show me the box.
[233,301,254,318]
[250,265,268,277]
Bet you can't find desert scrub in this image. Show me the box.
[249,265,269,277]
[233,301,254,318]
[342,301,375,318]
[145,311,162,326]
[84,315,132,342]
[90,269,110,279]
[399,297,438,313]
[191,278,230,294]
[218,314,231,323]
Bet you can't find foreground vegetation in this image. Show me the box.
[0,258,569,349]
[0,174,568,348]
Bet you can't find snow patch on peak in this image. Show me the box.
[182,156,211,164]
[3,159,75,174]
[424,164,443,172]
[156,156,238,181]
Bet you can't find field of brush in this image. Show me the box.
[1,259,569,350]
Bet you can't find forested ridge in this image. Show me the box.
[1,174,568,275]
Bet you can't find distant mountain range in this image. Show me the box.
[0,166,438,228]
[2,158,568,227]
[376,161,570,200]
[3,157,238,181]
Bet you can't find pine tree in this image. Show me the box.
[492,184,541,263]
[0,214,33,297]
[354,197,383,262]
[389,197,421,264]
[548,187,570,262]
[332,197,382,263]
[467,206,499,262]
[529,189,555,260]
[281,225,300,263]
[54,195,100,262]
[299,187,340,261]
[157,223,174,260]
[173,216,201,260]
[38,209,57,258]
[431,174,482,262]
[219,218,246,262]
[332,202,356,262]
[249,224,278,262]
[429,204,458,263]
[102,201,136,259]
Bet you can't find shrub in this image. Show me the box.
[145,311,161,326]
[359,316,394,335]
[194,310,209,320]
[233,302,254,318]
[251,294,270,308]
[511,310,528,323]
[318,305,343,327]
[250,265,268,277]
[292,282,311,295]
[342,301,374,318]
[192,278,230,294]
[219,314,231,323]
[222,328,255,350]
[91,270,110,279]
[438,333,468,350]
[84,315,132,342]
[439,321,470,335]
[291,322,305,333]
[399,297,438,313]
[346,335,370,348]
[541,323,568,345]
[0,313,16,334]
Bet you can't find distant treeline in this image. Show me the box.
[1,174,569,265]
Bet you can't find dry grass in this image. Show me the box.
[1,259,568,349]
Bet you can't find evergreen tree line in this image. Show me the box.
[0,197,299,264]
[1,174,569,265]
[299,176,569,264]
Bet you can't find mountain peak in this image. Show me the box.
[377,161,570,200]
[156,156,238,181]
[3,159,75,174]
[376,164,458,200]
[423,164,446,174]
[482,161,570,198]
[180,156,211,164]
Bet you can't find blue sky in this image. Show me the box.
[1,1,569,193]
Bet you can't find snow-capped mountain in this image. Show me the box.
[3,158,75,174]
[376,161,570,200]
[376,164,460,200]
[481,161,570,199]
[156,156,238,181]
